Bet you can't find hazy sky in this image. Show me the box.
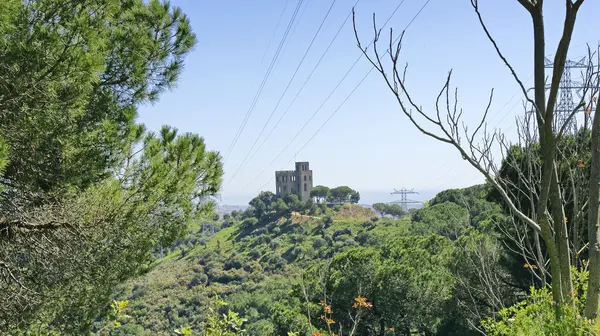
[137,0,600,205]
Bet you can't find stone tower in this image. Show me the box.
[275,161,313,202]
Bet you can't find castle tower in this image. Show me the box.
[275,161,313,202]
[295,162,313,202]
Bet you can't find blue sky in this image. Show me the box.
[138,0,600,205]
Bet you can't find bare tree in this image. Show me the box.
[586,82,600,317]
[353,0,600,319]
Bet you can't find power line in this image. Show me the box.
[237,0,361,178]
[285,0,312,50]
[239,0,409,192]
[222,0,305,165]
[260,0,292,65]
[253,66,376,193]
[249,0,434,194]
[225,0,341,188]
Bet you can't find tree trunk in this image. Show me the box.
[529,5,569,305]
[540,214,565,304]
[584,97,600,318]
[550,167,573,303]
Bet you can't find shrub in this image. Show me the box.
[269,238,282,250]
[333,228,353,240]
[312,238,326,249]
[249,248,262,259]
[482,269,600,335]
[224,257,244,270]
[187,273,208,289]
[243,261,262,273]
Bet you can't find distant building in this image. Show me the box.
[275,162,313,202]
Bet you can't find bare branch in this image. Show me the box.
[471,0,541,122]
[516,0,536,13]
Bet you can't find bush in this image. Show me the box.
[266,253,287,271]
[254,234,271,245]
[290,234,305,244]
[187,273,208,289]
[241,217,259,231]
[247,319,276,335]
[243,261,262,273]
[254,227,269,236]
[224,256,244,270]
[269,238,282,250]
[312,238,326,249]
[355,231,373,246]
[361,220,375,229]
[333,228,353,240]
[482,269,599,335]
[249,248,262,259]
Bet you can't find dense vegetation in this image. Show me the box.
[2,0,600,335]
[90,184,586,335]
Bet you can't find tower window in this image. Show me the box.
[304,183,307,191]
[304,175,307,181]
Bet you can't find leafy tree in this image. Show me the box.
[3,127,222,332]
[350,190,360,204]
[329,186,360,204]
[311,185,331,203]
[305,198,317,215]
[273,198,291,219]
[411,202,470,240]
[284,194,304,214]
[373,203,405,219]
[0,0,226,332]
[451,227,524,330]
[249,191,278,221]
[323,236,456,335]
[0,0,196,204]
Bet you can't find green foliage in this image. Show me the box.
[90,185,517,335]
[450,227,523,326]
[0,0,226,333]
[482,269,599,335]
[318,235,456,335]
[202,295,247,336]
[373,203,405,218]
[311,185,331,203]
[411,202,470,240]
[311,185,360,204]
[284,194,305,213]
[249,191,281,221]
[329,186,360,204]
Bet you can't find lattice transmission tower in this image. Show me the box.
[527,51,599,134]
[389,188,422,212]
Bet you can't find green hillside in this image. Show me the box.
[91,186,513,335]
